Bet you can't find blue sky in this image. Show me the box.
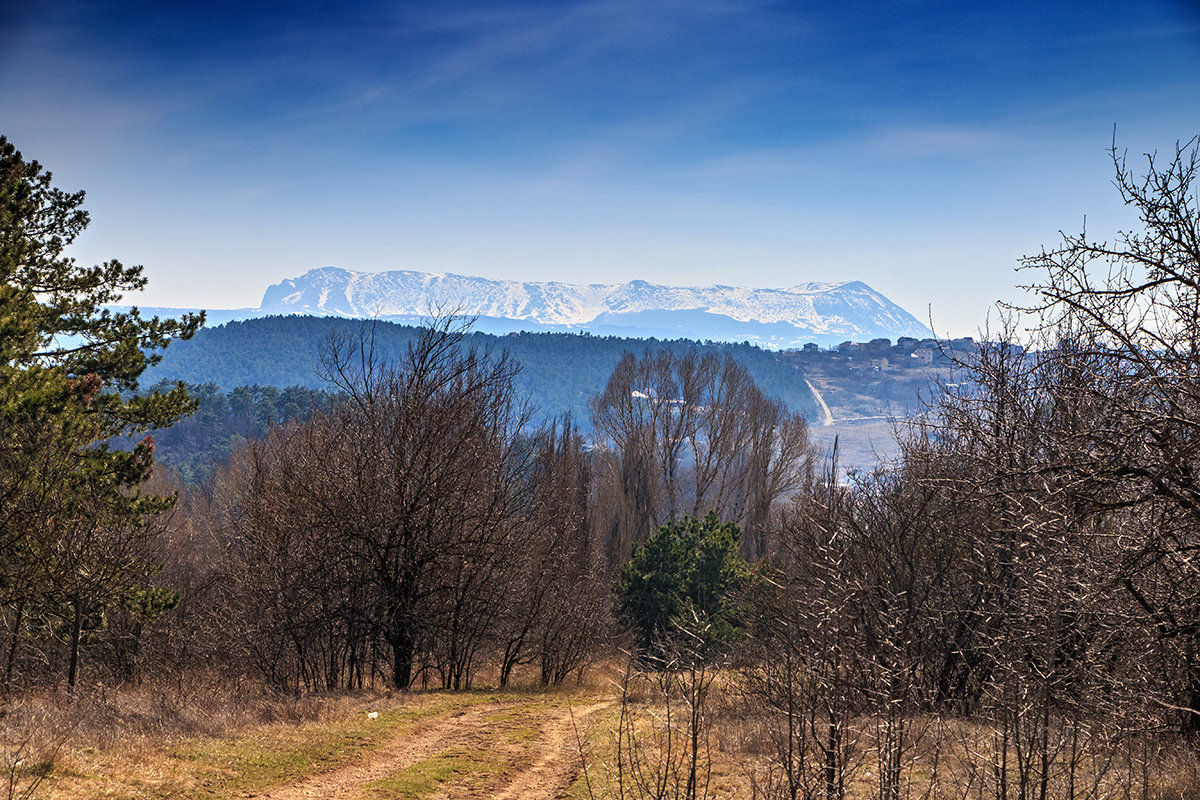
[3,0,1199,336]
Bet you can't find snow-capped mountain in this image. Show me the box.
[256,267,931,348]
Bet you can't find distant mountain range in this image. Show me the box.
[132,267,932,349]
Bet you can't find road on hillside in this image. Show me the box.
[805,378,834,426]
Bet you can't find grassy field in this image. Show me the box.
[31,690,479,799]
[12,670,1200,800]
[13,683,612,800]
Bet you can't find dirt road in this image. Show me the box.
[259,698,610,800]
[805,378,834,426]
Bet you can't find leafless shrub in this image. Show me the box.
[612,639,722,800]
[0,698,73,800]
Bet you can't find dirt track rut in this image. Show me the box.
[260,698,610,800]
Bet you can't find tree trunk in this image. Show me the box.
[67,596,84,693]
[825,719,842,800]
[3,599,25,695]
[391,629,414,689]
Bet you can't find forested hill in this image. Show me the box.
[143,315,820,424]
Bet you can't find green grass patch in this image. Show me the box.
[504,724,541,744]
[357,747,507,799]
[564,704,623,800]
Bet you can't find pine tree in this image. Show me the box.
[616,512,751,662]
[0,135,202,689]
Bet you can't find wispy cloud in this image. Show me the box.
[862,125,1010,158]
[4,0,1200,338]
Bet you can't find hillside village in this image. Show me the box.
[786,334,988,371]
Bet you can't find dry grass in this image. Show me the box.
[9,666,619,800]
[14,667,1200,800]
[6,678,464,799]
[567,667,758,800]
[567,669,1200,800]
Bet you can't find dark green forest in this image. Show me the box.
[141,315,818,428]
[141,381,333,484]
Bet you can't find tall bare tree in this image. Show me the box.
[591,350,810,559]
[221,318,614,691]
[1015,136,1200,732]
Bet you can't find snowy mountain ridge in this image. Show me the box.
[256,267,931,348]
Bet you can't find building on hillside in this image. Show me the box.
[866,337,892,352]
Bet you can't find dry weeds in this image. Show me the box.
[12,668,1200,800]
[10,670,616,800]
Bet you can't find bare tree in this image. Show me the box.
[497,418,611,686]
[219,318,615,691]
[591,350,811,560]
[1013,135,1200,733]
